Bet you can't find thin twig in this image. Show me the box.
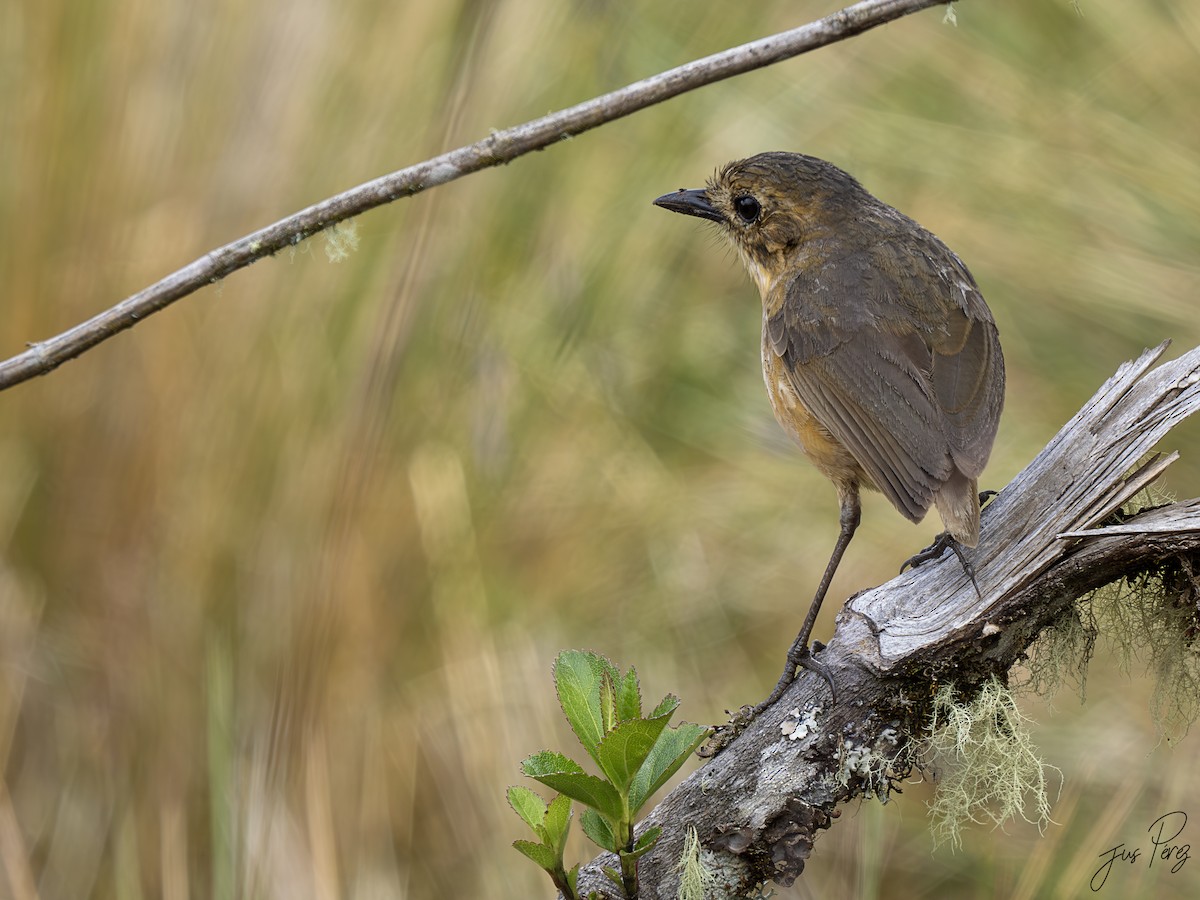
[0,0,951,392]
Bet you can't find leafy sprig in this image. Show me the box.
[509,650,709,898]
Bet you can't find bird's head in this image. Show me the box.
[653,151,873,298]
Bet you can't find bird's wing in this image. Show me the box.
[924,281,1005,480]
[766,244,1003,521]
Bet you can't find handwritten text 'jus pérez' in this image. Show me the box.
[1091,810,1191,892]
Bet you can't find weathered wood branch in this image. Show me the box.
[573,342,1200,899]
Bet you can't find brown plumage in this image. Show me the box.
[654,151,1004,707]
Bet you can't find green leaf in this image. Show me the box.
[534,771,624,822]
[628,825,662,859]
[544,793,572,851]
[647,692,680,720]
[628,722,710,813]
[595,716,670,794]
[580,807,618,852]
[522,751,624,822]
[567,863,580,894]
[507,785,547,833]
[521,749,587,778]
[599,669,617,734]
[603,866,624,889]
[616,667,641,721]
[513,839,557,871]
[553,651,612,762]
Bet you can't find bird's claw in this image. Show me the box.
[794,646,838,705]
[901,532,981,598]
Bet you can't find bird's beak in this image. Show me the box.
[652,188,724,224]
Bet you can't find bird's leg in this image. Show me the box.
[751,490,859,716]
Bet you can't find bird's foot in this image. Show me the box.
[755,640,837,717]
[697,642,837,758]
[901,532,981,597]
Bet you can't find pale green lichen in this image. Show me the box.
[1019,601,1096,703]
[324,221,360,262]
[675,826,714,900]
[1021,480,1198,739]
[925,679,1058,850]
[835,726,904,802]
[1089,565,1200,741]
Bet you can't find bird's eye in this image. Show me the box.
[734,195,761,223]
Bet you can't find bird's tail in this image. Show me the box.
[934,470,981,547]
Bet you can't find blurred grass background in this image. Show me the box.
[2,0,1199,897]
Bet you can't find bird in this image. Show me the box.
[653,151,1004,711]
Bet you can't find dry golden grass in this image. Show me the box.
[2,1,1199,897]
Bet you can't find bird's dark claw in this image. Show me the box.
[794,646,838,705]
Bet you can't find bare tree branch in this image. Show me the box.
[0,0,952,392]
[572,342,1200,898]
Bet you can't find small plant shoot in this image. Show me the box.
[509,650,709,899]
